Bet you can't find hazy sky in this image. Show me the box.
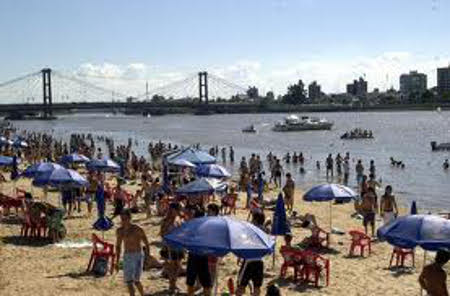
[1,0,449,96]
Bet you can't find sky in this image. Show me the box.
[1,0,450,98]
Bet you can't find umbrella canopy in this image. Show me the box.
[93,185,114,231]
[0,136,13,146]
[0,155,15,166]
[167,147,216,165]
[61,153,90,164]
[271,193,290,236]
[23,162,64,178]
[196,164,231,179]
[175,177,227,196]
[164,216,275,259]
[12,139,28,148]
[170,158,196,168]
[86,158,120,173]
[303,184,357,203]
[377,214,450,251]
[33,167,88,188]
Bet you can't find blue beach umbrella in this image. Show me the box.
[164,216,275,259]
[176,177,227,196]
[0,155,15,166]
[22,162,64,178]
[303,183,357,203]
[12,139,28,148]
[0,136,13,146]
[271,193,290,236]
[167,147,216,165]
[93,184,114,231]
[196,164,231,179]
[171,158,196,168]
[377,215,450,251]
[86,158,120,173]
[33,167,88,188]
[303,183,358,231]
[61,153,90,164]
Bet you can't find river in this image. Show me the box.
[12,111,450,210]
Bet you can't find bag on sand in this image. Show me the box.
[93,256,108,277]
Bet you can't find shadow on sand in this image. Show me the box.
[1,235,52,247]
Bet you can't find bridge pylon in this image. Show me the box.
[198,71,208,105]
[41,68,53,118]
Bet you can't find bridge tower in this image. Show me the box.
[198,71,208,104]
[41,68,53,118]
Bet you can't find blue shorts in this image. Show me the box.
[123,252,143,283]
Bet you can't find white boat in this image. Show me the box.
[272,114,333,132]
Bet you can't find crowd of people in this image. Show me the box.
[0,125,448,296]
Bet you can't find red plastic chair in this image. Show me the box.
[389,247,415,268]
[310,226,330,249]
[280,246,304,279]
[348,230,372,257]
[297,250,330,287]
[86,233,116,275]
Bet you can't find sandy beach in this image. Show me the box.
[1,176,447,296]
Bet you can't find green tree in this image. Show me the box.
[246,86,259,100]
[281,80,307,105]
[151,94,166,103]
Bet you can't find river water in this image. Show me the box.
[12,111,450,210]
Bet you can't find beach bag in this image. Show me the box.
[93,256,108,277]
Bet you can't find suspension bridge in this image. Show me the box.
[0,68,253,119]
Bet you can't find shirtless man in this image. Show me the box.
[282,173,295,213]
[360,187,377,236]
[380,185,398,225]
[419,250,449,296]
[116,209,150,296]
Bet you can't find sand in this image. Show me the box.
[0,177,448,296]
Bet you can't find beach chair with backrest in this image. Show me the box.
[279,246,304,279]
[86,233,116,275]
[297,250,330,287]
[389,247,415,268]
[348,230,371,257]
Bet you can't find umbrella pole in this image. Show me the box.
[272,237,277,270]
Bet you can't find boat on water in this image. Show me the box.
[272,114,333,132]
[242,125,257,133]
[431,141,450,151]
[341,128,374,140]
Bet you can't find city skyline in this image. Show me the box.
[1,0,450,96]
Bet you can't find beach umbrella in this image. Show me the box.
[22,162,64,178]
[271,192,290,268]
[0,136,13,146]
[303,183,358,231]
[12,139,28,148]
[196,164,231,179]
[167,147,216,165]
[164,216,275,259]
[170,158,196,168]
[93,184,113,231]
[377,215,450,251]
[86,158,120,173]
[271,193,290,236]
[175,177,227,196]
[0,155,15,166]
[61,153,90,164]
[410,201,418,215]
[32,167,88,188]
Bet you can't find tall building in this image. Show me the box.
[399,71,427,95]
[437,65,450,95]
[346,77,368,97]
[308,81,321,101]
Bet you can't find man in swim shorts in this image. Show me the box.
[116,209,151,296]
